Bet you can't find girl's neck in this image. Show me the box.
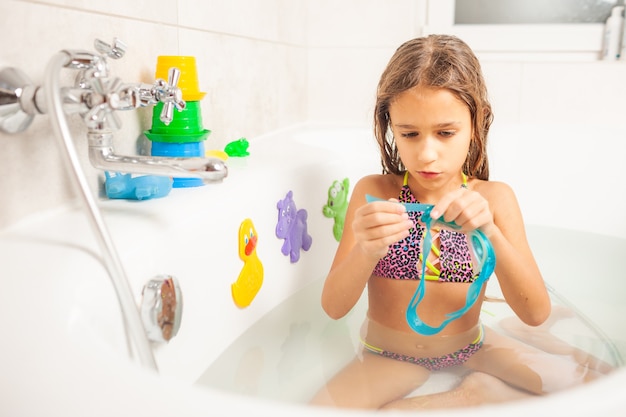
[404,171,467,204]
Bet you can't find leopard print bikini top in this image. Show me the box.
[372,173,476,283]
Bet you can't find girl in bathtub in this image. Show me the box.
[309,34,607,410]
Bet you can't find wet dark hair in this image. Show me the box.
[374,34,493,180]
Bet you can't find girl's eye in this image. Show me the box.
[401,132,419,138]
[439,130,455,138]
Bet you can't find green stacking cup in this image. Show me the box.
[145,101,210,143]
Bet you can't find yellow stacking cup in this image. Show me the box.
[155,56,206,101]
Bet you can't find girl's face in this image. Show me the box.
[389,86,472,195]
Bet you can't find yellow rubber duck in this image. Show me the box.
[231,218,264,308]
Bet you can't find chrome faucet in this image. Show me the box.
[0,38,228,183]
[0,39,229,372]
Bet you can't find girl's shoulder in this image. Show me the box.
[470,178,514,194]
[470,178,519,209]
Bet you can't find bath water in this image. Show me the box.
[195,274,622,405]
[195,278,364,403]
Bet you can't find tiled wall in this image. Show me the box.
[0,0,310,228]
[480,60,626,236]
[0,0,417,229]
[1,0,625,235]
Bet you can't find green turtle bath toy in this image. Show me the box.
[323,178,350,242]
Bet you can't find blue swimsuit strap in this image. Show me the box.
[365,194,496,335]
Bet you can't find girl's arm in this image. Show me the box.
[432,181,551,326]
[485,182,551,325]
[320,176,412,319]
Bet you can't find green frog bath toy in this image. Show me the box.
[224,137,249,157]
[323,178,350,242]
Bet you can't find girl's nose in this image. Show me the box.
[416,136,438,163]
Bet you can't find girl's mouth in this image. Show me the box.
[418,171,440,179]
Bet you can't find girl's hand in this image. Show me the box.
[430,188,496,236]
[351,199,413,260]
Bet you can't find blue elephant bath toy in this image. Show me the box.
[104,172,172,200]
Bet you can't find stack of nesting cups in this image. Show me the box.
[145,56,210,188]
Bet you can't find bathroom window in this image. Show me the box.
[423,0,620,60]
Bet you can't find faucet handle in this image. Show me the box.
[167,66,180,89]
[94,38,127,60]
[157,67,186,125]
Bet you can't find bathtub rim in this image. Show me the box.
[2,122,626,416]
[2,209,625,417]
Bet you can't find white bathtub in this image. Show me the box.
[1,125,625,417]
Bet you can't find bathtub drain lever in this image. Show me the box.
[141,275,183,343]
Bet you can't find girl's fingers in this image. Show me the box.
[431,189,492,232]
[430,188,465,222]
[355,201,409,233]
[363,217,412,240]
[359,199,406,216]
[357,227,410,259]
[353,200,413,257]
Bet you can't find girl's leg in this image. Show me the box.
[384,322,607,411]
[381,372,531,410]
[498,306,615,374]
[312,336,533,411]
[309,350,431,409]
[464,326,603,395]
